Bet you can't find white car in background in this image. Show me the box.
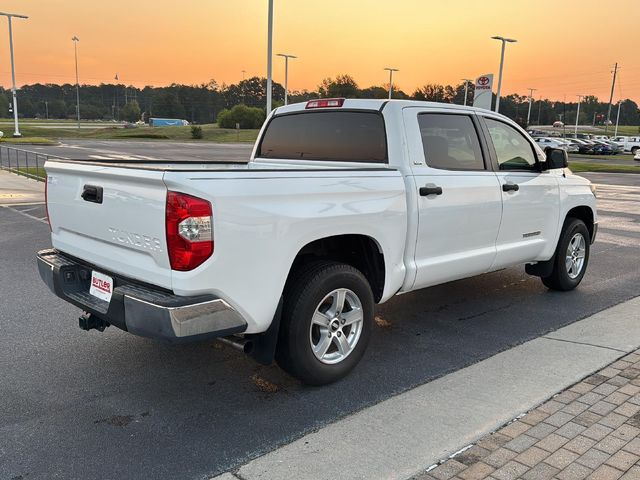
[535,137,577,153]
[634,150,640,161]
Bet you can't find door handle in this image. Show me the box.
[502,183,519,192]
[81,185,103,204]
[419,186,443,196]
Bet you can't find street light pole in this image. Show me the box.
[72,36,80,129]
[384,67,399,99]
[276,53,297,105]
[491,35,517,113]
[575,94,585,135]
[0,11,28,137]
[526,88,536,126]
[462,78,472,106]
[266,0,274,113]
[614,101,621,137]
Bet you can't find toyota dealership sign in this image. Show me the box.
[473,74,494,110]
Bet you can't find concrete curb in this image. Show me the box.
[211,296,640,480]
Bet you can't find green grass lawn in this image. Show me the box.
[0,123,259,143]
[569,162,640,174]
[571,153,634,161]
[0,136,57,145]
[1,166,46,180]
[591,126,640,136]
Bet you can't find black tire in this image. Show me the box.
[632,147,639,155]
[542,218,590,291]
[275,261,374,385]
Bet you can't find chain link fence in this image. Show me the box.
[0,145,62,182]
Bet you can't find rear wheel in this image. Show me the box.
[632,146,639,155]
[276,261,374,385]
[542,218,590,291]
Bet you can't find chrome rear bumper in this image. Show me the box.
[36,249,247,342]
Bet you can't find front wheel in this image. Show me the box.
[542,218,590,291]
[275,261,374,385]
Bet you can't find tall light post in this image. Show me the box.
[0,11,28,137]
[575,94,585,135]
[526,87,536,126]
[384,67,399,99]
[461,78,472,106]
[276,53,297,105]
[614,100,621,137]
[266,0,274,113]
[491,35,517,113]
[72,36,80,129]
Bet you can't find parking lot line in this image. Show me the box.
[214,297,640,480]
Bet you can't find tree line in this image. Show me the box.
[1,73,638,127]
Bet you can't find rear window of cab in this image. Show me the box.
[257,111,387,163]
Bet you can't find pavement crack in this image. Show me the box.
[542,335,628,353]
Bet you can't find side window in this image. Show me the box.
[485,118,538,171]
[417,114,485,171]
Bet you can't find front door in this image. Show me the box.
[403,108,503,290]
[481,116,560,269]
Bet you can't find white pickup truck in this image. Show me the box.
[611,136,640,154]
[38,99,597,385]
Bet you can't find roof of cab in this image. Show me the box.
[273,98,496,116]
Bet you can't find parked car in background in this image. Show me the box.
[535,137,577,153]
[591,141,615,155]
[565,138,594,154]
[602,141,621,154]
[611,136,640,154]
[553,121,564,128]
[593,135,610,141]
[634,150,640,161]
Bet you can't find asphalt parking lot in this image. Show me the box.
[1,172,639,480]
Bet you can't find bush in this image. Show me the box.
[191,125,203,139]
[217,104,265,129]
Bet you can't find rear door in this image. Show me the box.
[45,161,172,288]
[479,116,560,268]
[403,107,503,289]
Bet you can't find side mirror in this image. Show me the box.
[542,147,568,170]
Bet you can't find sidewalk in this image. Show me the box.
[0,169,44,205]
[212,297,640,480]
[416,352,640,480]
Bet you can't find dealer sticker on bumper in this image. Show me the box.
[89,271,113,303]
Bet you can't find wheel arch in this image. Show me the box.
[565,205,595,240]
[286,234,386,303]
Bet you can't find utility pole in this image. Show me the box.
[575,94,585,135]
[72,36,80,129]
[241,70,246,104]
[44,100,49,120]
[462,78,472,106]
[605,62,618,134]
[526,88,536,126]
[266,0,274,113]
[491,35,517,113]
[276,53,297,105]
[384,67,399,99]
[614,101,621,137]
[0,11,28,137]
[537,98,542,125]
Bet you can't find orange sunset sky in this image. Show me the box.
[1,0,638,102]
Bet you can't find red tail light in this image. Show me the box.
[305,98,345,109]
[166,191,213,271]
[44,176,52,232]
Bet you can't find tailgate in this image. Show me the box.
[45,161,171,289]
